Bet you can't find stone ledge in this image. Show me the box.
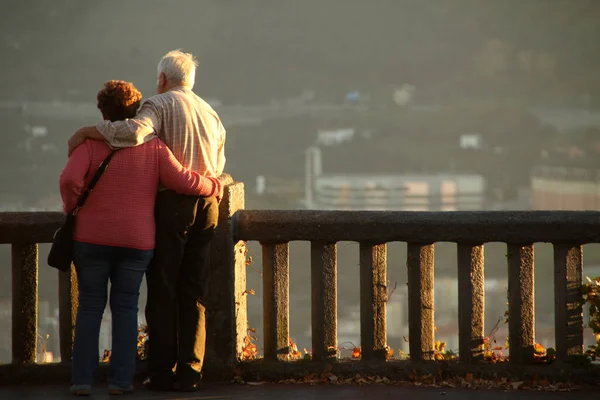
[233,210,600,244]
[0,363,153,386]
[0,361,234,385]
[238,360,600,385]
[0,363,73,385]
[3,360,599,386]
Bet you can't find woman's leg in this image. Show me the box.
[71,242,112,387]
[107,247,153,390]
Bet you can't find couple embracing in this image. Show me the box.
[59,50,225,395]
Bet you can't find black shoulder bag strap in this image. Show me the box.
[70,150,118,216]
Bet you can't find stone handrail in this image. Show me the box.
[1,182,600,384]
[233,209,600,364]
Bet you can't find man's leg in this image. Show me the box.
[145,191,199,389]
[175,196,219,388]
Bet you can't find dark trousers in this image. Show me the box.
[145,191,219,384]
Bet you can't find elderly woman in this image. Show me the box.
[59,80,222,396]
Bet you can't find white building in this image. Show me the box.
[304,146,486,211]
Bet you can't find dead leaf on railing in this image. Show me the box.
[242,342,257,361]
[327,345,339,359]
[433,340,446,361]
[303,348,312,360]
[385,346,394,360]
[241,328,259,361]
[481,316,509,363]
[534,343,546,356]
[288,338,303,360]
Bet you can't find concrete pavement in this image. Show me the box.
[0,383,596,400]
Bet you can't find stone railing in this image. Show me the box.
[1,181,600,383]
[234,209,600,366]
[0,182,247,379]
[0,212,74,366]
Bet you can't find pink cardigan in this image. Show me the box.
[59,138,220,250]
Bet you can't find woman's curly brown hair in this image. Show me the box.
[96,80,142,122]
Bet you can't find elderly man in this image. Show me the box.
[68,50,226,392]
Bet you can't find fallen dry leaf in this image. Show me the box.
[274,370,580,392]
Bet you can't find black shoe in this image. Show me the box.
[144,377,175,392]
[176,381,201,392]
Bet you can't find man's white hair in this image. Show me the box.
[157,49,198,88]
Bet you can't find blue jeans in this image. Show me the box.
[71,242,153,388]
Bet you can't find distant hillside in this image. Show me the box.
[228,105,549,176]
[2,0,600,106]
